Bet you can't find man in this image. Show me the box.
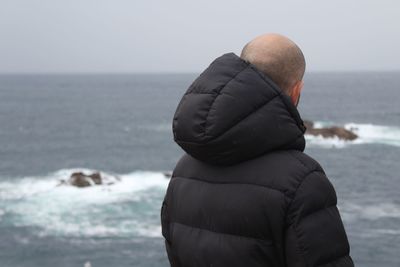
[161,33,354,267]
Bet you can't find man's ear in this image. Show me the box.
[290,80,304,106]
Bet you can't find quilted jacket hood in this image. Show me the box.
[172,52,306,165]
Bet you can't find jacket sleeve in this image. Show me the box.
[284,170,354,267]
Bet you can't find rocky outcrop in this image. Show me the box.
[58,172,119,188]
[304,120,358,141]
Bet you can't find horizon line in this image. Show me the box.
[1,70,400,75]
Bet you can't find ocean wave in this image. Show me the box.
[340,202,400,221]
[130,121,400,148]
[305,122,400,148]
[0,169,170,238]
[2,167,399,239]
[339,201,400,238]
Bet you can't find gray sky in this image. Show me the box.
[1,0,399,73]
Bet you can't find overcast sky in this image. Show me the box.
[1,0,399,73]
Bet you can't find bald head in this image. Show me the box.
[240,33,306,94]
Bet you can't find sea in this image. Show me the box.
[0,72,399,267]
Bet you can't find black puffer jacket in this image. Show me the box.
[161,53,354,267]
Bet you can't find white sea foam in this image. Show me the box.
[340,202,400,221]
[339,202,400,238]
[344,123,400,147]
[0,169,170,238]
[305,121,400,148]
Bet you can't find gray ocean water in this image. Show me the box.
[0,73,399,267]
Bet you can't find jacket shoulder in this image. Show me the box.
[286,150,325,175]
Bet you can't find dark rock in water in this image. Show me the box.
[59,171,119,188]
[303,120,314,130]
[87,172,102,185]
[69,172,101,187]
[303,120,358,141]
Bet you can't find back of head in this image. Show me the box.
[240,33,306,94]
